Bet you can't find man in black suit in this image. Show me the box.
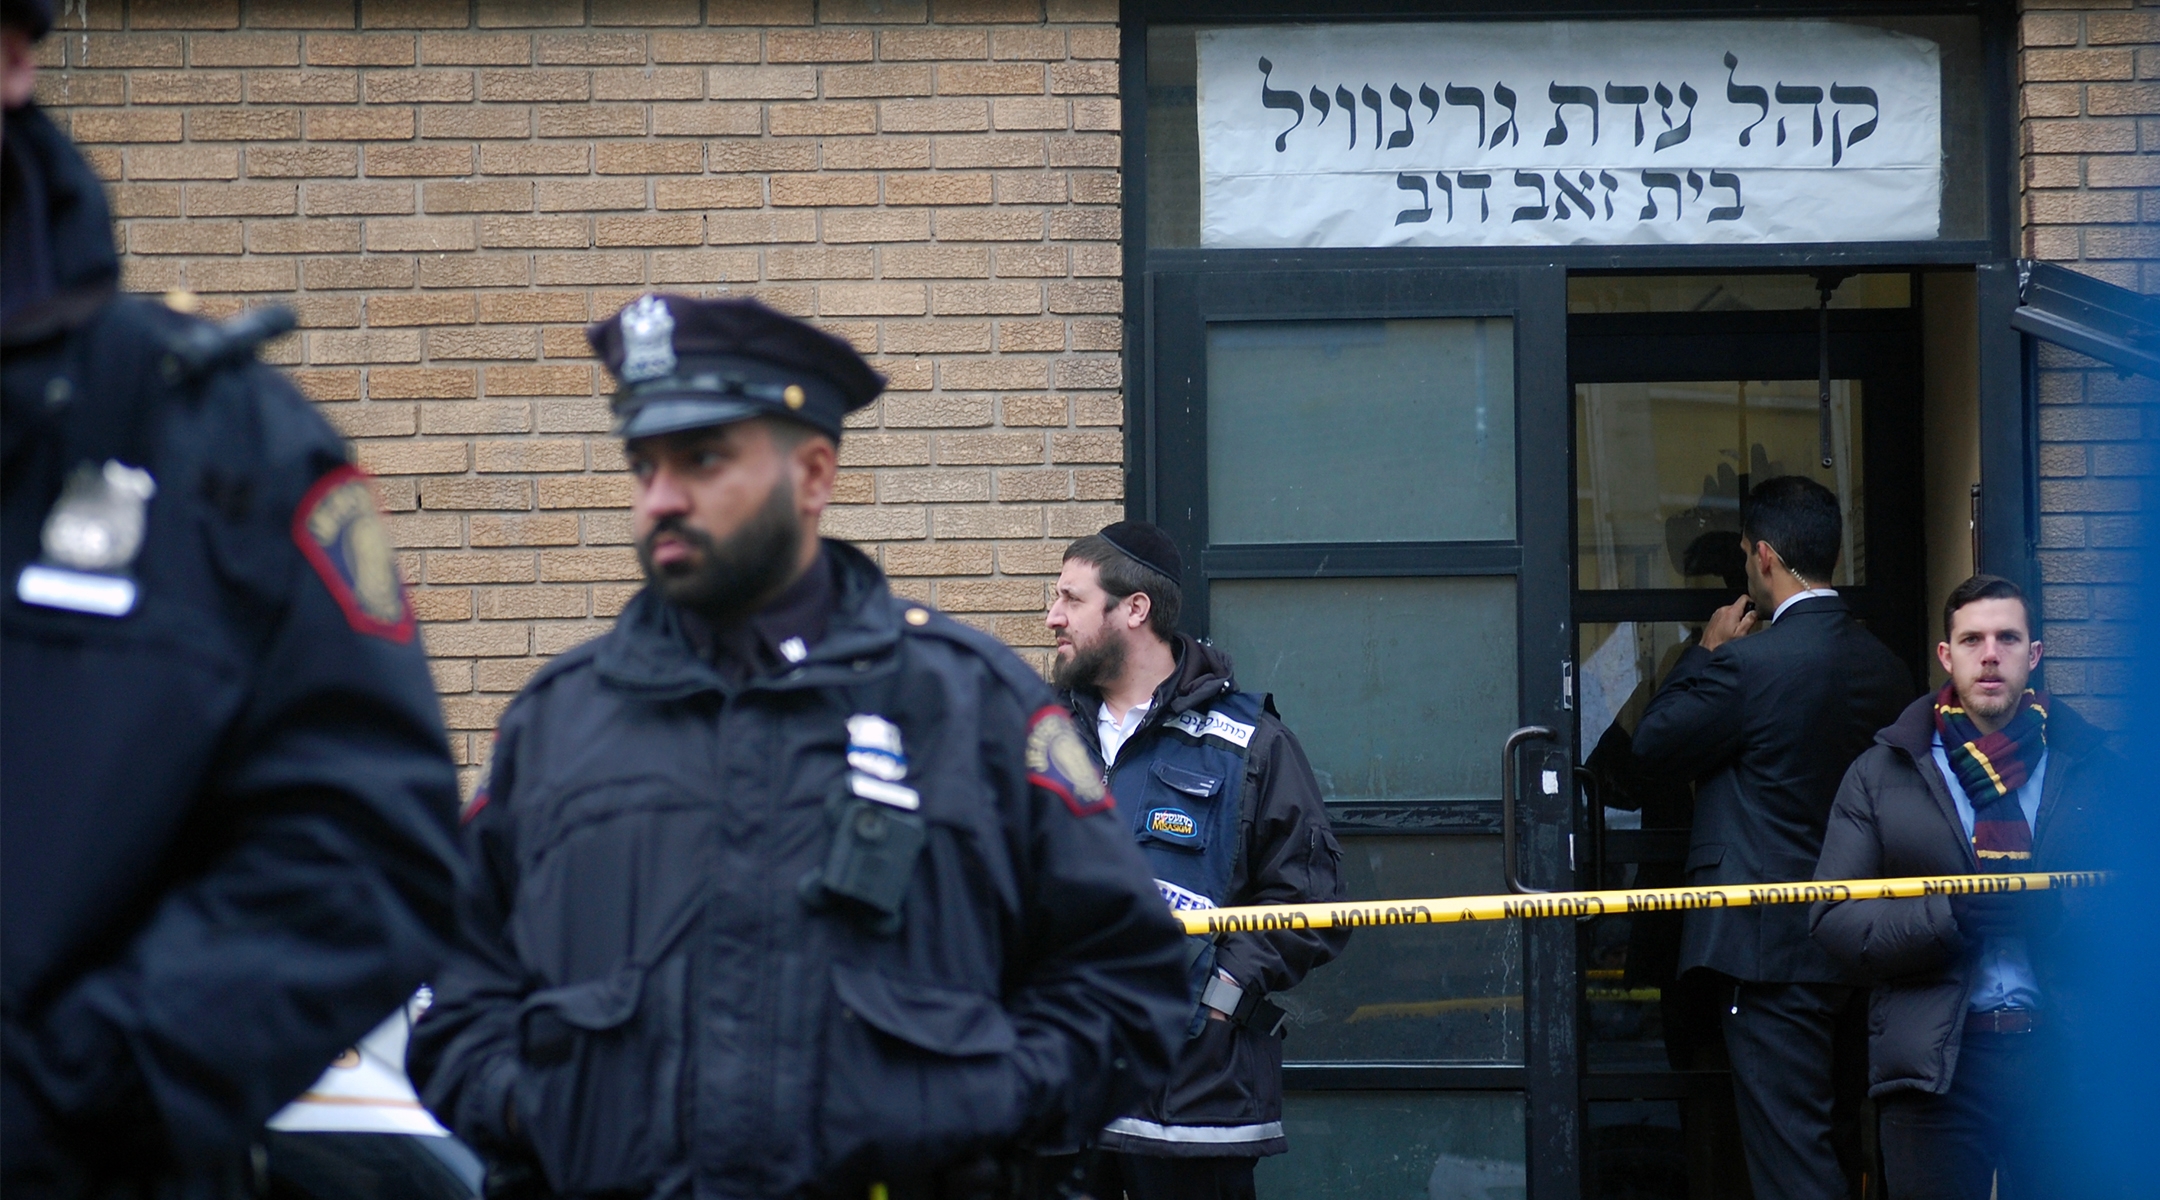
[1633,476,1914,1200]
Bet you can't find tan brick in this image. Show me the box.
[832,472,877,504]
[1050,62,1118,96]
[883,99,991,133]
[838,434,933,467]
[420,401,530,434]
[993,540,1064,576]
[881,29,988,60]
[81,147,124,182]
[884,470,994,503]
[366,69,477,104]
[2089,83,2160,117]
[367,294,473,328]
[650,249,763,283]
[818,283,928,316]
[592,67,706,101]
[2028,118,2140,154]
[1068,27,1118,59]
[826,65,936,99]
[71,109,183,143]
[2089,12,2160,46]
[471,514,580,546]
[362,217,476,252]
[477,0,583,25]
[991,28,1065,61]
[371,368,478,400]
[2028,189,2141,225]
[932,281,1042,315]
[880,245,988,279]
[424,622,531,657]
[185,257,296,294]
[597,142,705,174]
[305,255,415,290]
[358,441,471,476]
[933,505,1041,539]
[768,246,875,279]
[2026,49,2136,83]
[1046,0,1116,18]
[821,505,930,541]
[537,476,635,509]
[128,219,241,256]
[309,329,424,365]
[251,0,358,28]
[75,34,185,68]
[385,514,462,552]
[188,107,302,141]
[996,171,1068,204]
[35,74,127,108]
[248,218,365,254]
[305,182,415,214]
[707,211,819,244]
[936,0,1044,22]
[1073,97,1119,131]
[993,97,1068,130]
[477,143,590,174]
[1048,134,1118,167]
[883,321,993,354]
[426,552,539,585]
[479,68,590,102]
[823,208,932,242]
[245,144,361,181]
[2089,156,2160,188]
[488,364,598,397]
[654,177,763,209]
[938,579,1047,611]
[884,542,993,576]
[769,102,880,137]
[129,70,243,105]
[999,394,1066,425]
[365,144,477,176]
[369,0,474,29]
[419,33,532,65]
[110,185,184,218]
[650,103,763,137]
[308,106,418,140]
[130,145,241,180]
[1049,207,1117,239]
[934,134,1046,168]
[539,548,642,581]
[539,179,649,211]
[708,65,819,100]
[534,252,646,285]
[822,0,929,21]
[821,136,932,170]
[194,35,305,70]
[128,0,238,27]
[1051,430,1121,463]
[939,63,1044,96]
[885,394,995,426]
[246,71,361,104]
[768,29,875,63]
[594,214,703,246]
[471,440,584,475]
[433,327,540,361]
[1070,320,1120,353]
[307,35,415,69]
[529,32,643,66]
[707,139,820,172]
[769,173,880,205]
[996,321,1066,353]
[479,292,590,324]
[645,30,760,61]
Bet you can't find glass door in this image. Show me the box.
[1148,266,1575,1199]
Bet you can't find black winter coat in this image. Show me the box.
[3,105,462,1195]
[408,544,1190,1199]
[1633,595,1913,983]
[1810,695,2122,1096]
[1062,636,1348,1159]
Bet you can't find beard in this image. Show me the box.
[1960,677,2021,722]
[637,476,802,621]
[1052,624,1126,694]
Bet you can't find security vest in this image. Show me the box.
[1106,691,1265,1026]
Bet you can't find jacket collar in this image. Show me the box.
[1879,689,2107,860]
[1770,592,1847,623]
[594,538,901,700]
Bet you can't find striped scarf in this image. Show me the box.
[1933,683,2048,871]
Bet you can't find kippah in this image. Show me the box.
[1097,520,1182,586]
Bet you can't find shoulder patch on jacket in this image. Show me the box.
[294,465,412,643]
[1027,706,1114,817]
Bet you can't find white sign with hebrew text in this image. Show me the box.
[1198,21,1942,248]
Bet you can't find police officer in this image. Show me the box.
[1045,525,1348,1200]
[2,1,464,1193]
[405,294,1191,1200]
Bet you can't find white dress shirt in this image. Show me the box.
[1771,587,1840,623]
[1097,698,1153,767]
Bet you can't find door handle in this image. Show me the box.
[1501,725,1556,895]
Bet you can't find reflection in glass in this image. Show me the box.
[1277,837,1522,1064]
[1576,380,1865,591]
[1587,1102,1688,1200]
[1567,272,1911,314]
[1257,1091,1526,1199]
[1210,577,1517,802]
[1208,319,1515,545]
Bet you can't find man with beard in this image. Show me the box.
[1812,575,2125,1200]
[407,295,1190,1200]
[1044,524,1347,1200]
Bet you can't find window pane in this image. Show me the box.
[1575,380,1866,590]
[1209,577,1517,801]
[1277,836,1523,1064]
[1208,319,1516,544]
[1258,1092,1526,1199]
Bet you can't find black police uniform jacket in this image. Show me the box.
[1060,636,1347,1159]
[408,542,1190,1199]
[2,104,463,1195]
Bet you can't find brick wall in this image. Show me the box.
[2019,0,2159,730]
[36,0,1124,793]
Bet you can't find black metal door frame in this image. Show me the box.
[1149,263,1579,1199]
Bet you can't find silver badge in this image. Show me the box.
[617,295,677,384]
[43,460,156,572]
[17,459,157,617]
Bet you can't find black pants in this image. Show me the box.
[1878,1029,2047,1200]
[1721,981,1869,1200]
[1073,1154,1256,1200]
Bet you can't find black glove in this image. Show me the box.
[1952,889,2059,941]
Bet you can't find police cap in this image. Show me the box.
[588,294,884,443]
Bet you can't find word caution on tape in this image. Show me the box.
[1175,872,2108,936]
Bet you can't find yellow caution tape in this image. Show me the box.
[1174,870,2109,936]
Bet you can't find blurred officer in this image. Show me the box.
[1631,477,1911,1200]
[2,1,464,1193]
[1045,525,1348,1200]
[1813,576,2126,1200]
[407,295,1190,1200]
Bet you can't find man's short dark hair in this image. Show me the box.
[1063,534,1180,642]
[1943,574,2036,641]
[1740,476,1842,584]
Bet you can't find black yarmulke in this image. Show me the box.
[1097,521,1182,585]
